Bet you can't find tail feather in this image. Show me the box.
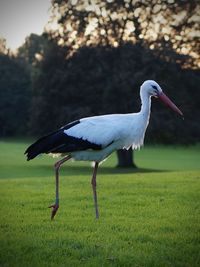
[25,130,64,161]
[25,120,82,161]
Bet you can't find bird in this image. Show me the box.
[25,80,183,220]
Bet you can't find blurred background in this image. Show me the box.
[0,0,199,167]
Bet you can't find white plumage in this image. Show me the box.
[25,80,183,220]
[66,113,147,162]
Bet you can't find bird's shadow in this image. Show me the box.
[1,164,169,179]
[61,165,168,175]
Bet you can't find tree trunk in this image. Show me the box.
[116,148,137,168]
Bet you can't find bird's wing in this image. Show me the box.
[64,114,129,148]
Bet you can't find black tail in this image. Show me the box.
[24,132,61,161]
[24,121,81,161]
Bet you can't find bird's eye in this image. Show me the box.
[152,85,157,90]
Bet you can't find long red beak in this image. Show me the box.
[158,92,183,116]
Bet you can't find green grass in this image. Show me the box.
[0,139,200,267]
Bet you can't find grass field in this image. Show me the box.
[0,139,200,267]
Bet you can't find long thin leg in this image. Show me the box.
[49,155,71,220]
[91,162,99,219]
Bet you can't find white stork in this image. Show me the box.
[25,80,183,219]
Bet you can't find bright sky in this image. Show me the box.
[0,0,51,51]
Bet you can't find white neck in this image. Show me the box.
[140,88,151,118]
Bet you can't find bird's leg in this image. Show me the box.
[49,155,71,220]
[91,162,99,219]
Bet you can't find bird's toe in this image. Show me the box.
[48,204,59,220]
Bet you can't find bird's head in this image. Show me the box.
[141,80,183,116]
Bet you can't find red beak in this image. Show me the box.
[158,92,183,116]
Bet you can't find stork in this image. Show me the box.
[25,80,183,220]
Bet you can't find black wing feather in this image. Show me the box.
[25,120,102,161]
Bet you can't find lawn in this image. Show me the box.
[0,139,200,267]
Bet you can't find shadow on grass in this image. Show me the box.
[0,164,169,179]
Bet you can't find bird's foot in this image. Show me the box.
[48,203,59,220]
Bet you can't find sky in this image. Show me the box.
[0,0,51,51]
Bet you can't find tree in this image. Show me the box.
[0,38,9,55]
[117,148,137,168]
[17,33,49,67]
[50,0,199,68]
